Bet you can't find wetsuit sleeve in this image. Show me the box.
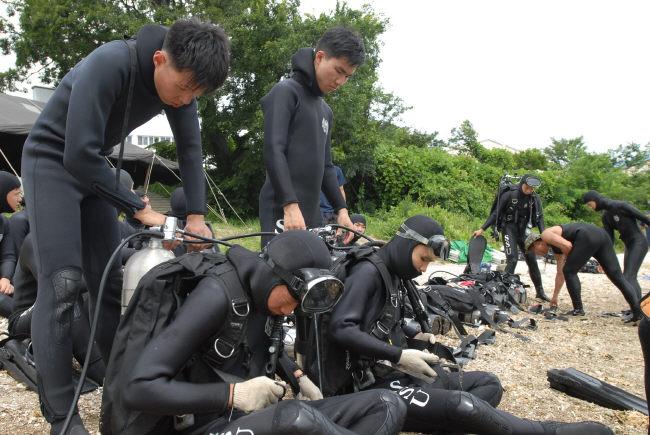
[0,212,29,279]
[62,43,145,216]
[481,190,509,231]
[165,102,206,215]
[535,195,545,232]
[602,215,615,243]
[261,83,300,206]
[329,262,402,363]
[614,200,650,226]
[321,123,347,212]
[123,276,231,415]
[0,217,14,279]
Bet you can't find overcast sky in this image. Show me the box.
[3,1,650,153]
[301,0,650,152]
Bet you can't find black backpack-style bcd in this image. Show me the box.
[300,245,397,397]
[100,252,249,435]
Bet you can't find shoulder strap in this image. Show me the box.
[363,253,400,342]
[115,40,138,190]
[201,260,250,367]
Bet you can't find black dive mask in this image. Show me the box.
[523,176,541,188]
[396,223,450,261]
[261,254,344,314]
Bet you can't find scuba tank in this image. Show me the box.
[121,217,178,314]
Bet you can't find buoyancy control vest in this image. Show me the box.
[100,252,249,435]
[492,185,542,231]
[302,246,401,396]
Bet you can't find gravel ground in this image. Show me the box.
[0,254,648,434]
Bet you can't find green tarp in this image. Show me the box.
[449,240,492,264]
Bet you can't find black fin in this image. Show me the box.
[547,367,648,415]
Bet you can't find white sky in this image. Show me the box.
[301,0,650,152]
[3,1,650,153]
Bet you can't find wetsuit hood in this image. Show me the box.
[134,24,168,97]
[0,171,20,213]
[291,48,323,97]
[519,174,539,196]
[169,187,186,218]
[227,231,332,315]
[377,215,444,280]
[582,190,608,211]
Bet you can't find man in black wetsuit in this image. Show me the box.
[0,171,22,291]
[638,317,650,431]
[327,215,611,434]
[0,171,23,317]
[21,19,229,433]
[526,223,641,320]
[473,174,550,301]
[583,191,650,299]
[7,234,106,386]
[259,27,363,247]
[102,231,406,435]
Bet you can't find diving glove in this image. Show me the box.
[296,375,323,401]
[397,349,438,378]
[233,376,286,412]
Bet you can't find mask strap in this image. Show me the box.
[260,252,304,296]
[396,224,429,245]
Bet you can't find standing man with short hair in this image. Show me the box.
[21,19,230,433]
[259,27,365,248]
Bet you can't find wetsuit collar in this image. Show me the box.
[134,24,168,98]
[291,48,323,97]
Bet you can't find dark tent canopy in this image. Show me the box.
[0,92,180,185]
[0,93,46,173]
[108,144,180,187]
[0,93,45,135]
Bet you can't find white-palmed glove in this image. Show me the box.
[232,377,286,413]
[413,332,436,345]
[397,349,439,378]
[296,375,323,401]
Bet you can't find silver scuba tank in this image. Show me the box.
[121,216,178,314]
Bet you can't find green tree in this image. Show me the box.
[609,142,650,169]
[447,119,484,158]
[513,148,548,171]
[2,0,403,216]
[544,136,587,167]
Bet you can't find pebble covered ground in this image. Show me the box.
[0,254,648,434]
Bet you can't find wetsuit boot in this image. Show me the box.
[50,413,89,435]
[541,420,613,434]
[535,285,551,302]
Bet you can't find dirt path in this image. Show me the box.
[1,255,648,434]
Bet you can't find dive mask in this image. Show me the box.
[262,253,344,314]
[523,176,541,189]
[396,223,450,261]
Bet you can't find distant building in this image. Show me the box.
[479,139,520,153]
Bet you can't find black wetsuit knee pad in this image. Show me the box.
[445,391,512,435]
[271,400,322,433]
[50,268,84,344]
